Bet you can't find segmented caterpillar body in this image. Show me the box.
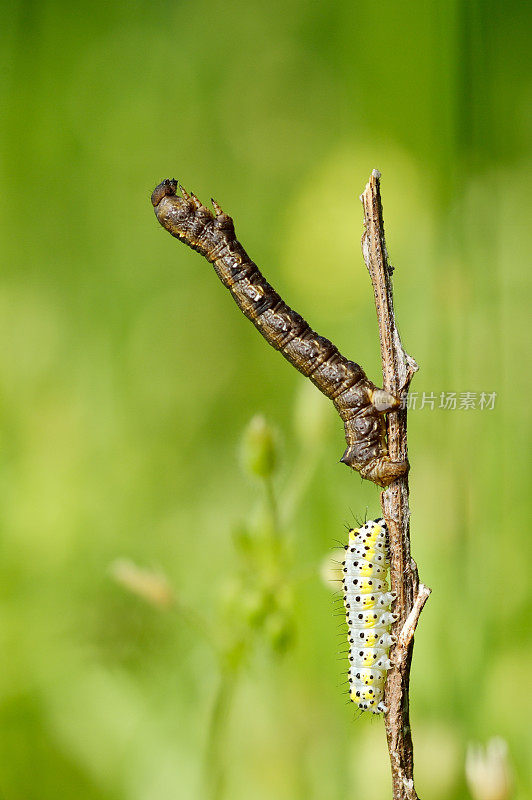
[151,179,408,488]
[343,518,396,713]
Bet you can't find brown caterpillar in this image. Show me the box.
[151,179,408,487]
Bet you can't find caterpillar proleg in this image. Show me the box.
[343,518,396,713]
[151,179,408,488]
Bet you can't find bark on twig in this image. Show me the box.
[360,170,430,800]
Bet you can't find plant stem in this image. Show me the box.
[203,669,238,800]
[264,473,281,541]
[360,170,431,800]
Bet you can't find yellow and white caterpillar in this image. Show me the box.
[343,519,396,713]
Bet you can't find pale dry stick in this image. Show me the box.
[360,170,431,800]
[396,584,432,666]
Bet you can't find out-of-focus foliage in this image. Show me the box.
[0,1,530,799]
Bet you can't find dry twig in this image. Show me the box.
[360,170,431,800]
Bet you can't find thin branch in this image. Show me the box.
[396,584,432,666]
[360,169,430,800]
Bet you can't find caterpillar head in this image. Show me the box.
[339,396,408,487]
[152,180,234,258]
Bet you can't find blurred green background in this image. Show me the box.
[1,1,530,798]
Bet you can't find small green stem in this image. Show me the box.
[203,669,238,800]
[263,473,280,538]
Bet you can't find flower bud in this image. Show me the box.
[466,738,512,800]
[241,589,269,629]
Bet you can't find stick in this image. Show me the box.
[360,170,430,800]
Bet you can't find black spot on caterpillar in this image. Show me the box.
[151,179,408,487]
[343,519,395,713]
